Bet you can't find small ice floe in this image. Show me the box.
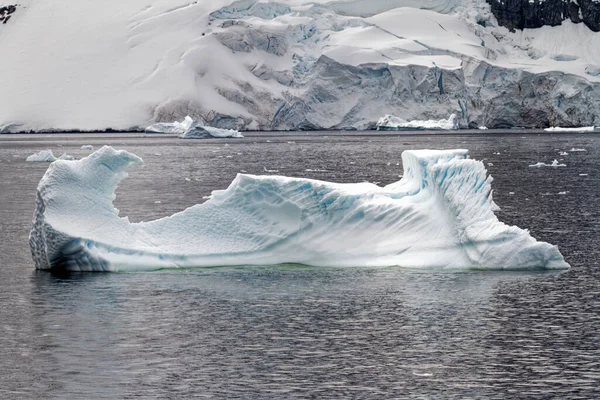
[579,174,589,176]
[263,167,279,173]
[154,201,162,204]
[570,148,587,152]
[81,145,94,150]
[488,163,494,166]
[529,160,566,168]
[558,151,569,156]
[558,191,568,195]
[185,178,191,182]
[412,372,433,377]
[26,150,74,162]
[544,126,595,133]
[479,126,488,130]
[509,192,515,195]
[493,152,501,155]
[287,141,296,144]
[305,169,328,172]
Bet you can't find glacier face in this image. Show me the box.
[29,146,570,272]
[1,0,600,132]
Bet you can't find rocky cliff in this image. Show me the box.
[487,0,600,32]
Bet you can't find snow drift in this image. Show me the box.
[29,146,570,272]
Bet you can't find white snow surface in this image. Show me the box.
[29,146,570,272]
[179,122,244,139]
[26,150,74,162]
[146,116,194,134]
[2,1,600,131]
[377,114,458,130]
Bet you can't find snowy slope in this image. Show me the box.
[1,0,600,131]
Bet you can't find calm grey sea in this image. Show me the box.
[0,131,598,399]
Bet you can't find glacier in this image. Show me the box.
[377,114,459,131]
[29,146,570,272]
[1,1,600,132]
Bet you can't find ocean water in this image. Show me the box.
[0,132,598,399]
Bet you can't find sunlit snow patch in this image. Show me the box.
[377,114,458,131]
[29,146,570,272]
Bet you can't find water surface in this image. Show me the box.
[0,132,598,398]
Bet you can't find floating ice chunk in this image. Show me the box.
[81,145,94,150]
[146,116,194,134]
[27,150,57,162]
[26,150,74,162]
[179,122,243,139]
[479,126,488,130]
[29,147,570,272]
[529,160,566,168]
[57,153,75,161]
[377,114,458,131]
[558,151,569,156]
[544,126,595,133]
[570,148,587,152]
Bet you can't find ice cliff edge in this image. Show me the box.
[29,146,569,272]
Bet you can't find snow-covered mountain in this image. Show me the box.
[1,0,599,132]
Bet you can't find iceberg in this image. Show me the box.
[179,123,243,139]
[529,160,566,168]
[145,116,194,134]
[81,145,94,150]
[26,150,73,162]
[29,146,569,272]
[377,114,458,131]
[544,126,596,133]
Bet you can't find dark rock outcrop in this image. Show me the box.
[487,0,600,32]
[0,5,17,24]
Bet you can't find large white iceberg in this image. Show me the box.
[377,114,459,131]
[179,123,244,139]
[145,116,194,134]
[29,146,569,272]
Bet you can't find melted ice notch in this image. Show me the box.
[29,147,570,272]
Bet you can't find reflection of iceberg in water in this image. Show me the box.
[29,146,569,272]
